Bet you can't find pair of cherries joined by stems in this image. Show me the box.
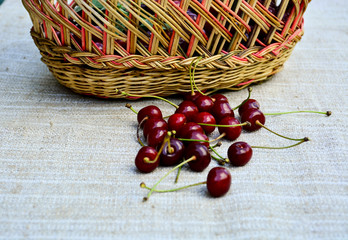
[124,86,331,201]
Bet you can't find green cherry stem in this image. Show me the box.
[175,165,182,183]
[141,181,207,193]
[264,110,332,116]
[209,146,229,165]
[255,120,307,142]
[120,91,179,109]
[197,121,250,128]
[125,103,138,114]
[233,87,252,110]
[251,138,309,149]
[142,156,197,201]
[144,132,172,164]
[178,133,226,144]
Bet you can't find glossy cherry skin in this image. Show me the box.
[240,108,265,132]
[175,101,199,122]
[211,101,234,122]
[218,116,242,141]
[143,118,168,138]
[159,138,185,166]
[238,99,260,116]
[168,113,187,136]
[184,142,211,172]
[183,91,203,102]
[227,141,253,166]
[193,112,216,135]
[206,167,231,197]
[211,93,229,103]
[194,95,214,112]
[178,122,204,138]
[182,130,209,148]
[137,105,162,125]
[135,146,159,173]
[147,128,167,148]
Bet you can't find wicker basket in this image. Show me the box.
[22,0,310,98]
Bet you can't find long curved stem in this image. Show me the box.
[141,181,207,193]
[264,110,331,116]
[251,138,309,149]
[233,87,252,110]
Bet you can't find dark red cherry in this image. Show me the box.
[194,95,214,112]
[143,118,168,138]
[211,93,228,103]
[227,141,253,166]
[206,167,231,197]
[168,113,187,135]
[183,91,203,102]
[137,105,162,125]
[184,142,211,172]
[193,112,216,135]
[147,128,167,148]
[175,101,199,122]
[218,116,242,141]
[238,99,260,116]
[135,146,159,173]
[182,130,209,148]
[240,109,265,131]
[211,101,234,122]
[179,122,205,138]
[160,138,185,166]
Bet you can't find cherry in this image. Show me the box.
[240,109,265,131]
[178,122,204,138]
[206,167,231,197]
[175,100,199,122]
[210,93,228,103]
[182,130,209,148]
[135,146,159,173]
[147,128,168,148]
[193,112,216,135]
[238,99,260,116]
[143,118,168,138]
[211,101,235,122]
[194,95,214,112]
[137,105,162,125]
[160,138,185,166]
[168,113,187,136]
[184,142,211,172]
[218,116,242,141]
[227,141,253,166]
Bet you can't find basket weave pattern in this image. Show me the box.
[22,0,310,98]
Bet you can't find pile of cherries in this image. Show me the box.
[126,88,330,201]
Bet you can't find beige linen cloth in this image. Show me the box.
[0,1,347,239]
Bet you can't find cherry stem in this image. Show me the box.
[189,56,206,96]
[137,117,148,147]
[211,141,222,148]
[209,146,229,165]
[142,156,197,201]
[197,121,250,128]
[125,103,138,114]
[251,138,309,149]
[119,91,179,109]
[264,110,332,116]
[233,87,252,110]
[144,132,172,164]
[178,133,225,144]
[141,181,207,193]
[175,166,182,183]
[255,120,307,142]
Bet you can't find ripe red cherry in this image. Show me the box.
[238,99,260,116]
[182,130,209,147]
[178,122,204,138]
[194,95,214,112]
[137,105,162,125]
[184,142,211,172]
[175,101,199,122]
[168,113,186,135]
[218,116,242,141]
[227,141,253,166]
[240,108,265,131]
[146,128,167,148]
[143,118,168,138]
[211,101,234,122]
[135,146,159,173]
[206,167,231,197]
[193,112,216,135]
[160,138,185,166]
[211,93,228,103]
